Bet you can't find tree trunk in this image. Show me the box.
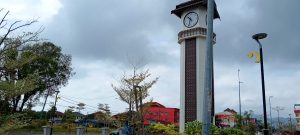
[19,93,31,111]
[12,96,21,112]
[0,98,10,113]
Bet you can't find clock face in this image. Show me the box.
[183,12,199,28]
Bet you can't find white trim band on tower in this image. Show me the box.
[178,27,216,44]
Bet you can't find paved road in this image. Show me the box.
[7,132,102,135]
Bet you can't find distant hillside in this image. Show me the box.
[251,114,296,128]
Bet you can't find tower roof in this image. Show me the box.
[171,0,220,19]
[224,108,237,114]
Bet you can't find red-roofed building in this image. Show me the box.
[215,108,237,128]
[143,102,179,125]
[294,104,300,131]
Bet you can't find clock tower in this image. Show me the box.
[171,0,219,132]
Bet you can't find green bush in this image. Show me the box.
[185,121,202,134]
[0,113,31,134]
[184,121,221,135]
[223,128,247,135]
[24,119,48,129]
[146,123,179,135]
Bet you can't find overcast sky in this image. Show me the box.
[1,0,300,118]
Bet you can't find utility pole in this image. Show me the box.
[269,96,273,134]
[50,90,60,135]
[289,114,293,135]
[202,0,214,134]
[211,63,215,124]
[40,90,50,119]
[273,106,284,134]
[238,69,243,118]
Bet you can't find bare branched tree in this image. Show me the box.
[0,9,42,60]
[111,61,159,134]
[112,69,158,111]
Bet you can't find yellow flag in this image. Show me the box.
[247,51,260,63]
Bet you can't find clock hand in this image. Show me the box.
[187,17,192,26]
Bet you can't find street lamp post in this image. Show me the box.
[238,69,243,117]
[50,90,60,135]
[269,96,273,134]
[273,106,284,134]
[289,114,293,135]
[252,33,269,135]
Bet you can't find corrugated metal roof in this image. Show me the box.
[171,0,220,19]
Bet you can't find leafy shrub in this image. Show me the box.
[185,121,202,134]
[146,123,179,135]
[0,113,31,134]
[184,121,221,135]
[24,119,48,129]
[223,128,247,135]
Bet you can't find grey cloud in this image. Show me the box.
[43,0,183,66]
[214,0,300,69]
[37,0,300,117]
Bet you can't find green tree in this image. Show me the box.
[234,110,257,134]
[97,103,113,127]
[242,110,256,134]
[0,8,72,133]
[0,7,41,114]
[76,103,85,113]
[0,42,73,113]
[19,42,73,112]
[68,106,75,112]
[0,47,40,112]
[98,103,111,115]
[63,109,76,124]
[47,106,57,119]
[0,9,41,134]
[235,114,243,129]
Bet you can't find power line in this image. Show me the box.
[51,94,121,114]
[60,94,116,101]
[47,96,98,111]
[59,97,113,113]
[59,98,99,112]
[43,99,119,115]
[60,96,98,110]
[59,96,99,110]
